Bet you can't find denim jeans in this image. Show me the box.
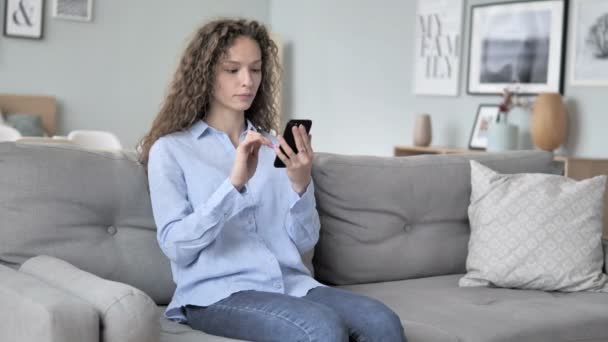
[184,286,407,342]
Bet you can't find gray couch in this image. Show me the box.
[1,142,607,342]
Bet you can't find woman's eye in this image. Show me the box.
[251,69,262,73]
[225,69,238,73]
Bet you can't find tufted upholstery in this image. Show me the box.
[0,142,175,304]
[311,151,556,285]
[2,142,607,342]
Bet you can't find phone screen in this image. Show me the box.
[274,119,312,168]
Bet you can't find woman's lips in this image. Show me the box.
[235,94,254,100]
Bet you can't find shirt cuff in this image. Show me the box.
[206,178,256,222]
[288,181,315,215]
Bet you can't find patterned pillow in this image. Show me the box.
[460,160,608,292]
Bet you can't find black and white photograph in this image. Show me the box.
[467,0,567,95]
[52,0,93,22]
[571,0,608,86]
[3,0,44,39]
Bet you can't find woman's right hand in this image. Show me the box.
[230,131,273,191]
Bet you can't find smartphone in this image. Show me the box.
[274,119,312,168]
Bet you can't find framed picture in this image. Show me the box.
[3,0,44,39]
[467,0,568,95]
[413,0,464,96]
[52,0,93,22]
[469,104,500,150]
[570,0,608,86]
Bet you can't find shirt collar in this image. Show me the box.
[189,118,257,139]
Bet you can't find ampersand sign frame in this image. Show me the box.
[3,0,44,39]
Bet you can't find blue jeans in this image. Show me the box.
[184,286,406,342]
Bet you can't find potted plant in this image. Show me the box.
[486,86,520,151]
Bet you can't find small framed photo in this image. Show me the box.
[570,0,608,86]
[3,0,44,39]
[469,104,500,150]
[467,0,567,95]
[52,0,93,22]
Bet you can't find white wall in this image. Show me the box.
[2,0,606,157]
[271,0,608,158]
[0,0,270,149]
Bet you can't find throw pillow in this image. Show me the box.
[5,113,45,137]
[460,160,608,292]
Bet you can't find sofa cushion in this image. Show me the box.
[461,161,608,292]
[311,151,555,285]
[0,142,174,304]
[340,274,608,342]
[158,306,243,342]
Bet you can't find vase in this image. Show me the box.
[413,113,432,147]
[531,93,567,151]
[486,113,519,152]
[507,106,533,149]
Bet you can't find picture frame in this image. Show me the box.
[52,0,93,22]
[570,0,608,86]
[413,0,464,96]
[467,0,568,95]
[3,0,44,39]
[469,104,500,150]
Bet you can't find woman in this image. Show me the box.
[139,18,406,342]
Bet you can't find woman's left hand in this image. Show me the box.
[274,124,313,195]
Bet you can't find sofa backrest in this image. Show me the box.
[311,150,555,285]
[0,142,556,297]
[0,142,175,304]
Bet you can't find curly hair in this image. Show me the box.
[138,18,280,166]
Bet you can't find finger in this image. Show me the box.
[257,135,274,147]
[292,125,305,154]
[248,140,261,155]
[274,145,291,167]
[298,126,312,153]
[246,131,273,148]
[278,135,297,159]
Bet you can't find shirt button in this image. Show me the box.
[107,226,117,235]
[273,282,282,289]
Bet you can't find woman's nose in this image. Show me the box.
[240,70,253,87]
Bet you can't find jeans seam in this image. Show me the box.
[213,303,313,342]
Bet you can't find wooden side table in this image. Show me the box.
[394,145,608,239]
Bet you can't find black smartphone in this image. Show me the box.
[274,119,312,168]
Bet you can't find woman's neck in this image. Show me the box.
[205,107,246,147]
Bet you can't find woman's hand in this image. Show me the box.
[275,125,313,195]
[230,131,273,191]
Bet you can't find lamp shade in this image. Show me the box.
[530,93,567,151]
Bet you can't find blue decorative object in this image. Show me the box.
[486,113,519,151]
[507,106,533,149]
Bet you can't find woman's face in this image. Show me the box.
[211,36,263,114]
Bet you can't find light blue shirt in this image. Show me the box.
[147,119,324,322]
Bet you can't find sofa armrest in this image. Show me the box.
[602,240,608,274]
[0,264,99,342]
[20,256,160,342]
